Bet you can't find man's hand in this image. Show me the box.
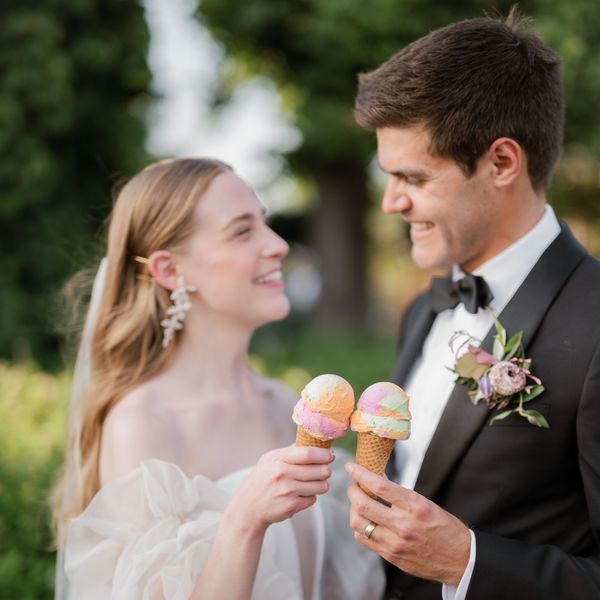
[345,462,471,586]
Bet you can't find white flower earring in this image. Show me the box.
[160,275,197,348]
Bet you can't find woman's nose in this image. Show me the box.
[263,227,289,258]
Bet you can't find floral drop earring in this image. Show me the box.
[160,275,197,348]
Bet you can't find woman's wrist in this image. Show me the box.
[222,499,269,541]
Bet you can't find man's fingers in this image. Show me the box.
[345,461,414,504]
[347,482,400,529]
[349,511,400,558]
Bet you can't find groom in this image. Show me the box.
[345,10,600,600]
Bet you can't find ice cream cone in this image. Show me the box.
[355,432,395,498]
[295,425,333,448]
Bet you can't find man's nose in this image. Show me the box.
[381,178,412,214]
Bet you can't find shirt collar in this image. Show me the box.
[452,205,561,314]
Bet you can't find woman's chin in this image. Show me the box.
[257,298,291,326]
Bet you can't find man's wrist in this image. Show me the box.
[442,530,477,600]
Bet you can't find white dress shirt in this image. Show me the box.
[393,205,561,599]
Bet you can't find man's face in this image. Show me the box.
[376,126,498,272]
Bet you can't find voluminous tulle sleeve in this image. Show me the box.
[63,460,302,600]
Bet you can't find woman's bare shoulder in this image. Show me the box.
[100,384,179,485]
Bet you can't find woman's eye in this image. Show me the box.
[235,227,251,237]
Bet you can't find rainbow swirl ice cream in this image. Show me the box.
[292,374,355,447]
[351,381,411,440]
[351,382,411,497]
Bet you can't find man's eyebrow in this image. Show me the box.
[377,161,429,179]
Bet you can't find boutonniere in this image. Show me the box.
[450,315,548,428]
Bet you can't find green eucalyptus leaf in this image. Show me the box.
[522,385,545,403]
[492,338,504,360]
[489,409,515,424]
[491,314,507,359]
[503,331,524,360]
[520,409,550,429]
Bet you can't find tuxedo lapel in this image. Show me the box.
[391,295,437,387]
[387,296,436,480]
[414,225,587,500]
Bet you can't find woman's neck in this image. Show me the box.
[160,309,257,404]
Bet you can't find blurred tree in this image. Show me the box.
[197,0,600,330]
[0,1,150,367]
[533,0,600,222]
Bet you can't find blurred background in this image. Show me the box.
[1,0,600,596]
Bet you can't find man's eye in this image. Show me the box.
[235,227,251,237]
[407,177,424,186]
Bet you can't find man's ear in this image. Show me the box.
[488,137,522,188]
[147,250,178,291]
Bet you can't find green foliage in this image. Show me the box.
[0,2,150,367]
[197,0,482,170]
[0,361,70,599]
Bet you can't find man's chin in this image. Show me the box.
[411,247,452,271]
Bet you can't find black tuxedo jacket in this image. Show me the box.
[384,225,600,600]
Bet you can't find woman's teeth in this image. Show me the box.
[256,271,282,283]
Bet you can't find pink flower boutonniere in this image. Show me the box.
[450,315,548,428]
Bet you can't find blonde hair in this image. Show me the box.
[52,158,230,545]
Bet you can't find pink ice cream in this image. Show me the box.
[292,374,355,441]
[351,381,411,439]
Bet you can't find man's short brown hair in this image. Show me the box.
[355,10,564,191]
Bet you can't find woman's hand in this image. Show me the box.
[226,445,334,534]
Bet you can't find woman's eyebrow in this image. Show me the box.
[221,209,268,231]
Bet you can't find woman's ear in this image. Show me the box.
[147,250,179,291]
[488,137,522,188]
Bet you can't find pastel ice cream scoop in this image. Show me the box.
[351,382,411,497]
[351,381,411,440]
[292,374,355,448]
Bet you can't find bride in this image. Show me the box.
[52,158,384,600]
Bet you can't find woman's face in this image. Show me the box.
[179,171,290,328]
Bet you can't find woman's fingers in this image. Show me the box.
[286,463,331,482]
[284,479,330,497]
[281,445,335,465]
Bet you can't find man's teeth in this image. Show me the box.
[256,271,282,283]
[411,222,433,231]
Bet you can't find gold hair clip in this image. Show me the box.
[133,255,149,265]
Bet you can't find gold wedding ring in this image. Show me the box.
[363,521,377,540]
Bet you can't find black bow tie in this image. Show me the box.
[427,273,494,314]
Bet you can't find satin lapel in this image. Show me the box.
[414,225,587,500]
[387,295,436,480]
[391,295,437,387]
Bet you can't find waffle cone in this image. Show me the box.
[295,426,333,448]
[355,433,395,498]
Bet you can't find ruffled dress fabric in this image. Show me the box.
[60,454,385,600]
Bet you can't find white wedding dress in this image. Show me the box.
[57,451,385,600]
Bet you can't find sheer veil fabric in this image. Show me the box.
[55,257,108,600]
